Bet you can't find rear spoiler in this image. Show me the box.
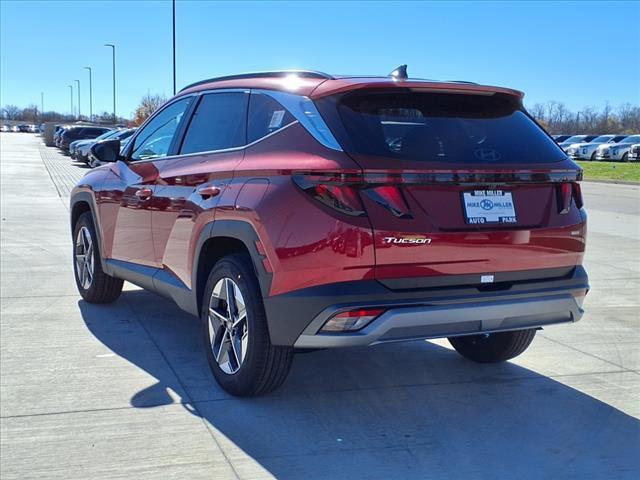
[310,79,524,100]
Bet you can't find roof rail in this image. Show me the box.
[179,70,334,93]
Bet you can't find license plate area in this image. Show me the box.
[462,190,517,225]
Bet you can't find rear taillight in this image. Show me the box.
[293,173,365,217]
[557,182,583,214]
[293,171,419,219]
[558,183,572,214]
[321,308,385,332]
[363,185,412,218]
[572,182,583,209]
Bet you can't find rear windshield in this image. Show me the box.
[315,90,566,164]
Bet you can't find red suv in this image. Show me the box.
[71,69,588,396]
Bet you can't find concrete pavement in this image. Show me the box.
[1,133,639,479]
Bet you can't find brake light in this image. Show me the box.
[321,308,385,332]
[364,185,412,218]
[557,182,583,214]
[572,182,583,209]
[557,182,572,214]
[292,174,365,217]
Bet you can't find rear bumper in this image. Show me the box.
[295,294,582,348]
[264,266,588,347]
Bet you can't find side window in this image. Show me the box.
[131,97,192,161]
[179,92,248,155]
[247,93,295,143]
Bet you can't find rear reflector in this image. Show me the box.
[320,308,385,332]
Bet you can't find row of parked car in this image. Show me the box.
[553,134,640,162]
[52,124,136,168]
[1,123,40,133]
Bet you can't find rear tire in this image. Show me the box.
[448,329,536,363]
[622,152,629,162]
[201,253,293,396]
[73,212,123,303]
[590,151,596,161]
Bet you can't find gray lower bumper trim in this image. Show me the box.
[294,294,582,348]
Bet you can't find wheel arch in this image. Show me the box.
[193,220,272,317]
[70,191,109,272]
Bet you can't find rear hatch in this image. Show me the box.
[314,89,586,288]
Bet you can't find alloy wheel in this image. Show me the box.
[75,226,94,289]
[208,277,249,374]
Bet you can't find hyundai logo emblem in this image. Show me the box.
[474,148,502,162]
[480,199,494,210]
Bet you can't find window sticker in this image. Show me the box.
[268,110,285,129]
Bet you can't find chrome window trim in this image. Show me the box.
[126,120,300,165]
[125,87,343,165]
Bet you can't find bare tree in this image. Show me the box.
[2,105,21,120]
[616,103,640,134]
[528,101,640,135]
[21,105,39,122]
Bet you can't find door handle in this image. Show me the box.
[197,185,222,199]
[135,188,153,199]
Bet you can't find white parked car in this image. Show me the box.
[594,135,640,161]
[557,135,598,152]
[628,144,640,162]
[565,135,628,161]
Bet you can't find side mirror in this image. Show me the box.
[91,138,122,163]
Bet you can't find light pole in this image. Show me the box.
[172,0,176,95]
[84,67,93,122]
[41,92,44,116]
[104,43,116,123]
[74,79,81,120]
[68,85,74,119]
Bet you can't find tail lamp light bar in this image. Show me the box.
[293,172,584,219]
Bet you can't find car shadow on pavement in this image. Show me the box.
[79,289,640,479]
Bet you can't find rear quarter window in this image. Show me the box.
[247,93,295,143]
[315,90,566,165]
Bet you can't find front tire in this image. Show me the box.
[201,253,293,396]
[448,329,536,363]
[622,152,629,162]
[73,212,123,303]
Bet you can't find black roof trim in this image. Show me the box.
[179,70,334,93]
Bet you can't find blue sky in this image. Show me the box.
[1,0,639,118]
